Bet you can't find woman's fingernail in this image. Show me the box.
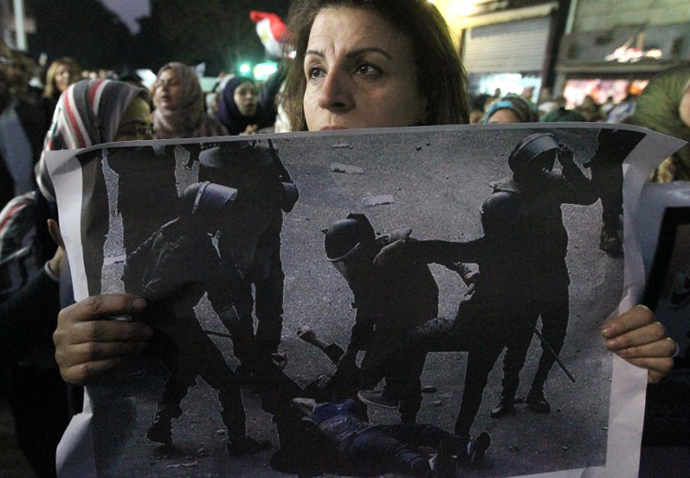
[133,297,147,310]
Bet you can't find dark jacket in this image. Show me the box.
[0,100,47,209]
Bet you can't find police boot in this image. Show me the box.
[146,404,183,445]
[457,432,491,467]
[490,395,515,418]
[526,388,551,414]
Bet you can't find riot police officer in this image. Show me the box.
[199,141,297,376]
[323,214,439,423]
[123,181,272,455]
[374,133,598,439]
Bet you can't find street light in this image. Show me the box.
[239,62,252,75]
[253,61,278,81]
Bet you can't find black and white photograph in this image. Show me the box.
[46,124,680,477]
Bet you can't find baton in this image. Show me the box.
[532,325,576,383]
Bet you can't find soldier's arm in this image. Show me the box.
[139,240,198,301]
[557,147,599,206]
[347,307,374,353]
[375,236,485,271]
[336,306,373,368]
[122,232,157,294]
[206,259,236,319]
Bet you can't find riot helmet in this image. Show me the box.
[179,181,238,219]
[508,133,559,177]
[324,213,376,263]
[198,146,226,170]
[199,141,296,212]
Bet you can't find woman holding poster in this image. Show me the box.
[52,0,675,475]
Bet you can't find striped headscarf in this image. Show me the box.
[36,79,148,201]
[151,62,228,139]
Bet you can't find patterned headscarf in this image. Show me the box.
[36,79,148,201]
[151,62,227,139]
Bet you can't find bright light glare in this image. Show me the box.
[451,0,477,17]
[254,62,278,81]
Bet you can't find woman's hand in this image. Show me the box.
[602,305,676,383]
[54,294,153,386]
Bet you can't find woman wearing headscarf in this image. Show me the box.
[151,62,227,139]
[2,78,153,478]
[36,79,152,201]
[482,94,539,124]
[217,76,275,135]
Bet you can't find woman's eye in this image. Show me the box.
[354,64,381,76]
[308,66,325,80]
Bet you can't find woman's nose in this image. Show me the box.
[317,68,354,112]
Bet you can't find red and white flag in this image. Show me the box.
[249,11,293,58]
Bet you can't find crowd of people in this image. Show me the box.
[0,0,687,476]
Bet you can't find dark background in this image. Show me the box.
[26,0,291,74]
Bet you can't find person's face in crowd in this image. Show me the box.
[302,7,427,131]
[114,101,154,142]
[154,68,183,110]
[487,109,522,124]
[54,63,74,93]
[233,81,258,117]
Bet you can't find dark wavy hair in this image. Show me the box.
[283,0,470,131]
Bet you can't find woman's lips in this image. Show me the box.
[320,126,347,130]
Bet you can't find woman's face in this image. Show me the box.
[54,63,73,93]
[114,100,153,142]
[154,69,182,110]
[233,81,258,117]
[302,7,427,131]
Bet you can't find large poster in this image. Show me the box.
[48,124,685,477]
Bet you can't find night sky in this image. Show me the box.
[98,0,293,34]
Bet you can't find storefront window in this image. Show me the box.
[468,73,542,103]
[563,78,649,107]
